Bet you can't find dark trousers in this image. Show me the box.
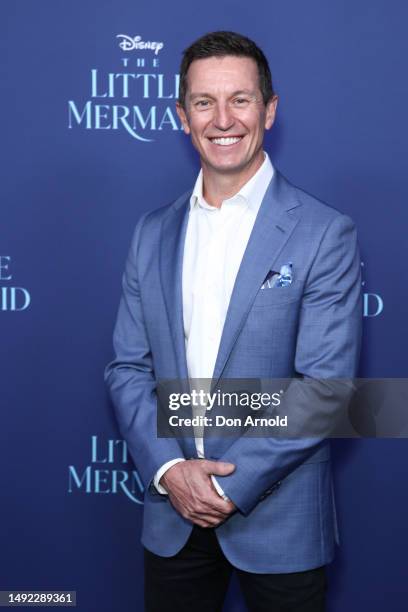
[144,526,327,612]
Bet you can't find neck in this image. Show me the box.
[201,151,265,208]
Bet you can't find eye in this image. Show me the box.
[194,99,212,109]
[232,97,250,107]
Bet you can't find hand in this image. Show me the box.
[160,460,236,528]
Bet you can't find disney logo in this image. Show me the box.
[117,34,164,55]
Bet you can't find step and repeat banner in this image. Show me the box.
[1,1,407,611]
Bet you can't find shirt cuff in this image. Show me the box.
[211,475,230,501]
[153,458,185,494]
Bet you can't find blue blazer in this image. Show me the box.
[105,170,362,573]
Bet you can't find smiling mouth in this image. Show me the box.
[209,136,244,146]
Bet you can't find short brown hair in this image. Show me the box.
[178,31,275,108]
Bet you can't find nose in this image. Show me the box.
[213,101,235,132]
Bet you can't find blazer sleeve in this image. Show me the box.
[104,213,185,491]
[215,213,363,515]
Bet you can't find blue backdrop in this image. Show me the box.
[1,1,407,610]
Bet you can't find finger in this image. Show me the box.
[225,501,236,512]
[168,494,227,520]
[202,494,234,514]
[192,506,228,521]
[192,496,232,517]
[200,460,236,476]
[188,500,228,518]
[192,519,215,528]
[190,513,223,528]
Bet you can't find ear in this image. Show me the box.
[176,101,191,135]
[264,95,278,130]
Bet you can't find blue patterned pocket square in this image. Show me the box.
[261,263,293,289]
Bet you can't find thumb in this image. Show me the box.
[204,461,236,476]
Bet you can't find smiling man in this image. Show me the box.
[176,52,277,203]
[105,31,362,612]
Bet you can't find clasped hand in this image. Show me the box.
[160,459,236,528]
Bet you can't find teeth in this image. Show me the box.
[211,137,242,146]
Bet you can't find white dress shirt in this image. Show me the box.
[154,152,274,495]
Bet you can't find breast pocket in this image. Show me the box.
[251,279,304,308]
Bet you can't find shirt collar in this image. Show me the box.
[189,152,274,214]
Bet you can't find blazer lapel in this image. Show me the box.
[159,193,191,380]
[211,171,302,386]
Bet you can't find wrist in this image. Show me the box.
[154,458,185,494]
[160,461,182,487]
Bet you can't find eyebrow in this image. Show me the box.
[189,89,256,101]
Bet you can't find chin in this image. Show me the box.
[205,154,248,172]
[216,159,250,173]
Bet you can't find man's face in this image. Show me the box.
[176,55,277,178]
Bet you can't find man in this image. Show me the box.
[105,31,362,612]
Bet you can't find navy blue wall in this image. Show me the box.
[1,1,407,610]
